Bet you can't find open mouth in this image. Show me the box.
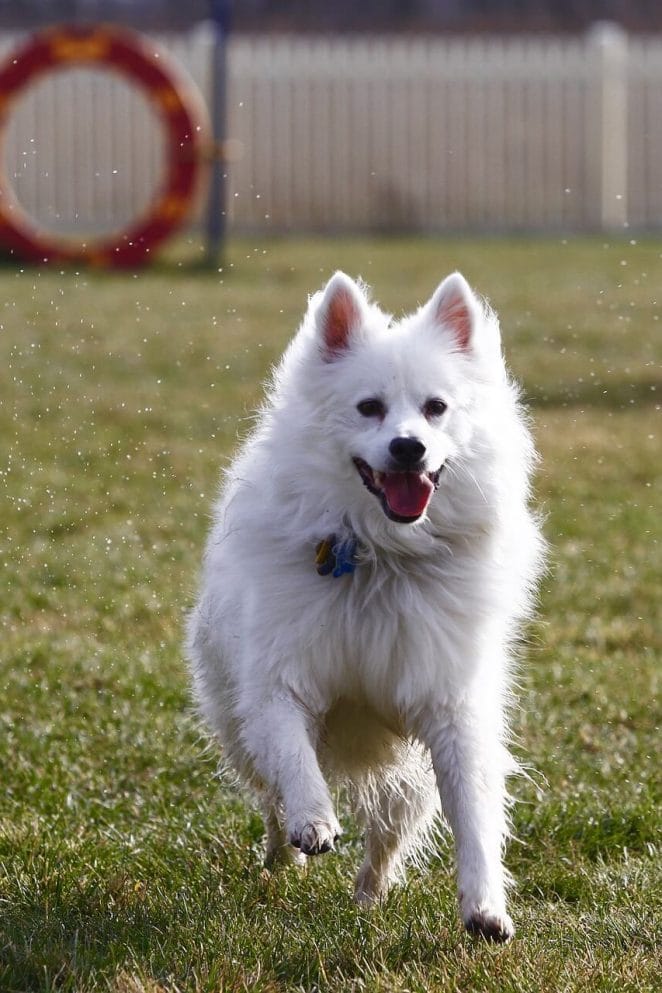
[353,457,442,523]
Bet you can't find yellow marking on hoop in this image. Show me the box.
[151,87,183,113]
[158,194,188,220]
[83,249,111,267]
[49,34,111,62]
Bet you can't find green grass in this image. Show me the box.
[0,236,660,992]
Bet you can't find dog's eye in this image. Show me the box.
[423,398,447,419]
[357,398,386,418]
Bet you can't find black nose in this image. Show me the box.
[389,436,426,467]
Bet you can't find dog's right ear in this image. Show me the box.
[428,272,480,352]
[314,271,365,360]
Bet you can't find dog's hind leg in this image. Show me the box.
[353,752,438,906]
[262,802,307,869]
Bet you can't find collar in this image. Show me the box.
[315,534,359,578]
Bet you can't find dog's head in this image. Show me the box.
[287,271,504,528]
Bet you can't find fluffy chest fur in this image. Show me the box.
[200,509,513,731]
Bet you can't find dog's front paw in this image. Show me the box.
[465,908,515,943]
[289,818,340,857]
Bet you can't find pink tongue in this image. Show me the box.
[382,471,434,519]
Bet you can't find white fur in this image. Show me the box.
[187,271,544,941]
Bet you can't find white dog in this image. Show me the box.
[187,271,544,941]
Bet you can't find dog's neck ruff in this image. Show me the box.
[315,534,359,578]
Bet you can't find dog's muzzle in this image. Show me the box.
[353,456,442,523]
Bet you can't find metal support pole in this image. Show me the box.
[206,0,231,265]
[588,22,628,231]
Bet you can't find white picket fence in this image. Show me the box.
[2,24,662,235]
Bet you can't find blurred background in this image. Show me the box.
[1,0,662,252]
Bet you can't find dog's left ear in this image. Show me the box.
[428,272,480,352]
[315,271,366,360]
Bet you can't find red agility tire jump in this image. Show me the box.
[0,24,209,267]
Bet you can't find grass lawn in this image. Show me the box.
[0,236,660,991]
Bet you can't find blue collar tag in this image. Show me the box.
[315,535,358,578]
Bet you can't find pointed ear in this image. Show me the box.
[315,271,365,359]
[428,272,480,351]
